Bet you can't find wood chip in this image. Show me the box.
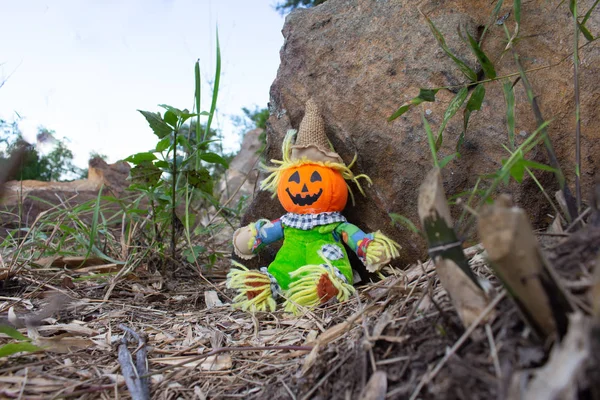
[151,354,233,371]
[359,370,388,400]
[204,291,223,308]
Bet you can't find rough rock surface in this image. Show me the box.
[243,0,600,266]
[218,128,263,207]
[1,158,131,234]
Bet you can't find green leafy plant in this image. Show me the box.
[123,32,233,272]
[389,4,585,234]
[0,121,84,181]
[0,325,42,358]
[275,0,328,14]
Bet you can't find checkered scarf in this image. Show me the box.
[281,212,347,230]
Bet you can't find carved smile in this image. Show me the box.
[286,188,323,206]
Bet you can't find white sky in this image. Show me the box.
[0,0,284,167]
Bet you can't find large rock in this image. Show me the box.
[217,128,264,207]
[243,0,600,266]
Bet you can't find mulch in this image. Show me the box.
[0,220,598,399]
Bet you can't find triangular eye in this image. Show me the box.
[310,171,322,182]
[288,171,300,183]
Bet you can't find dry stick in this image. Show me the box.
[279,376,297,400]
[396,279,431,339]
[485,323,502,379]
[118,325,150,400]
[512,49,578,223]
[17,367,28,400]
[565,207,591,232]
[381,275,431,365]
[407,291,505,400]
[478,196,573,340]
[144,345,313,378]
[354,290,377,373]
[573,1,582,214]
[52,383,124,399]
[418,168,492,328]
[300,353,353,400]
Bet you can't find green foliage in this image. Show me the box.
[232,106,269,133]
[275,0,328,13]
[0,325,42,358]
[502,80,516,150]
[243,107,269,130]
[232,106,270,154]
[126,110,223,238]
[420,12,477,82]
[0,120,83,181]
[389,213,421,235]
[458,84,485,153]
[124,32,238,270]
[44,137,83,181]
[389,6,575,233]
[388,89,439,121]
[435,87,469,151]
[0,31,238,292]
[465,31,496,79]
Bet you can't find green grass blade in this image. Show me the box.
[388,89,439,121]
[0,325,28,341]
[461,84,485,147]
[422,112,439,168]
[436,87,468,150]
[502,80,516,150]
[199,152,229,168]
[570,0,595,41]
[466,30,496,79]
[521,159,558,173]
[85,186,103,260]
[422,13,478,82]
[439,152,458,168]
[480,0,504,44]
[389,213,421,235]
[500,146,563,219]
[137,111,173,139]
[582,0,600,25]
[204,28,221,142]
[476,119,551,207]
[514,0,521,25]
[195,60,202,169]
[457,177,481,227]
[0,342,42,358]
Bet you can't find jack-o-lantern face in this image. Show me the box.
[277,164,348,214]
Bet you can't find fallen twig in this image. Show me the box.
[146,344,313,377]
[300,352,352,400]
[408,290,505,400]
[117,324,150,400]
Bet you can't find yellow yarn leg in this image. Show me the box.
[283,261,355,315]
[226,262,277,312]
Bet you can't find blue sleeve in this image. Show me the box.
[333,222,374,264]
[251,219,284,253]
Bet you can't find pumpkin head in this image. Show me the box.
[277,164,348,214]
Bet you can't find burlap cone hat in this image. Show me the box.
[290,98,344,164]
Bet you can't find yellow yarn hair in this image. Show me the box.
[226,262,276,312]
[260,130,372,206]
[283,255,355,315]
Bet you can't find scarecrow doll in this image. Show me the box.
[227,99,400,314]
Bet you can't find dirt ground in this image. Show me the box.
[0,221,598,399]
